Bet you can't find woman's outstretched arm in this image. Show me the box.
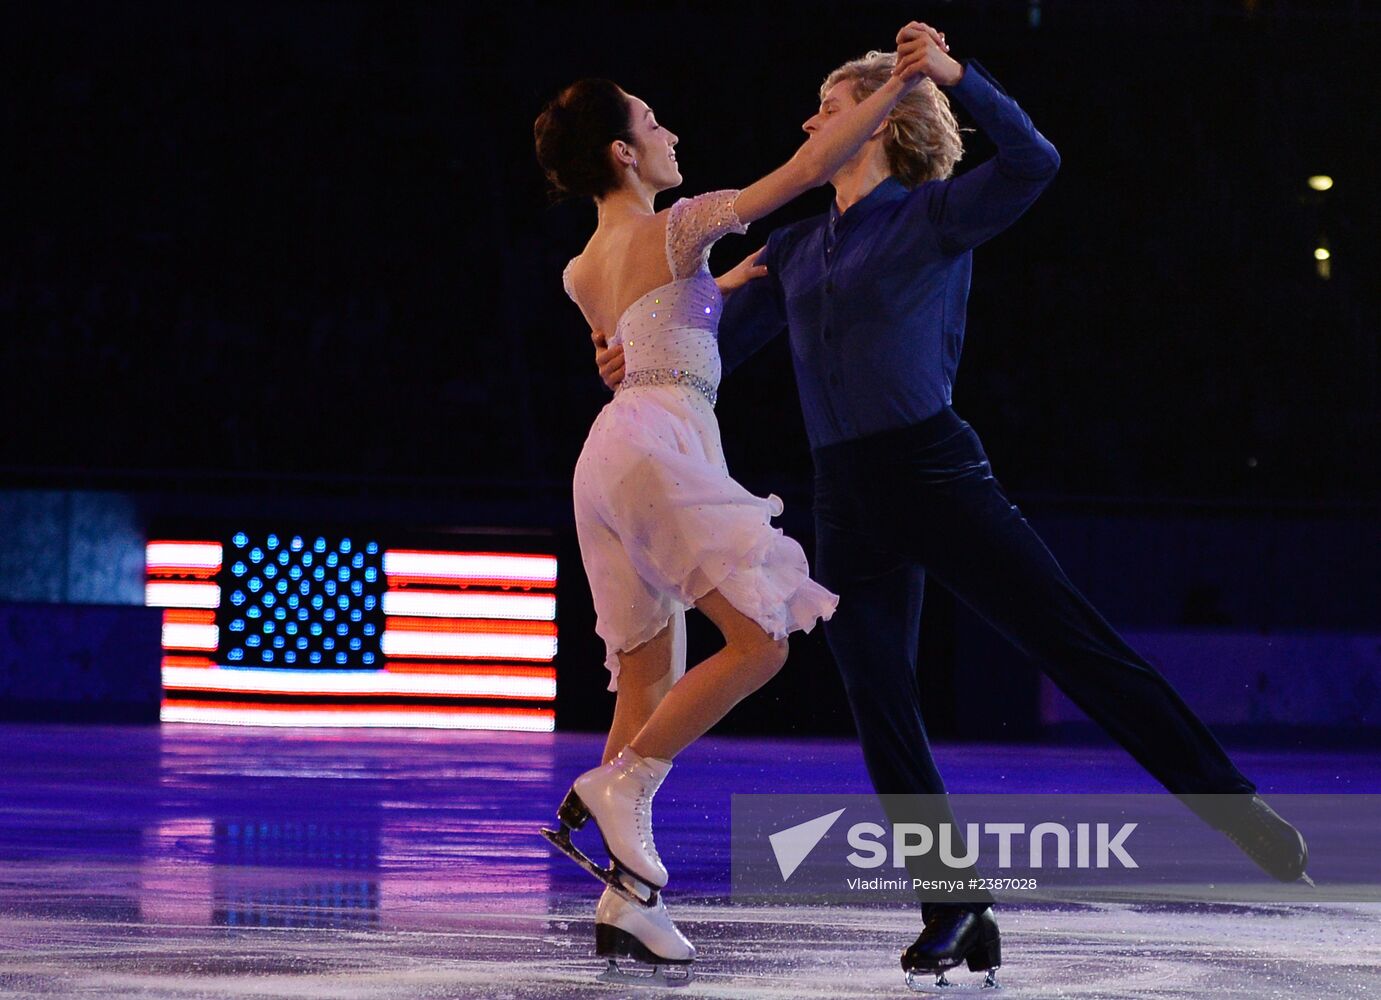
[731,32,927,224]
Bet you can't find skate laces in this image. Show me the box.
[634,788,661,863]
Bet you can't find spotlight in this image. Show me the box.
[1307,175,1333,191]
[1314,247,1330,260]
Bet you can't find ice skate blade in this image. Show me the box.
[539,826,658,907]
[596,958,692,988]
[906,967,1001,992]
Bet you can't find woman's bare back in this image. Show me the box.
[565,211,676,334]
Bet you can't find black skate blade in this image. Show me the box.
[539,826,658,907]
[905,967,1001,993]
[596,958,692,989]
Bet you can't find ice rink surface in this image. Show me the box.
[0,724,1377,999]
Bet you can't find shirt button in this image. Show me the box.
[825,282,834,294]
[829,373,841,387]
[822,329,833,344]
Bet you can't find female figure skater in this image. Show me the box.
[532,33,928,983]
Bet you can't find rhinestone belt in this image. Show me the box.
[619,368,718,406]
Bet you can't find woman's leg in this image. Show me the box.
[602,612,684,764]
[625,590,788,762]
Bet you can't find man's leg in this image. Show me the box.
[816,493,992,919]
[897,424,1254,797]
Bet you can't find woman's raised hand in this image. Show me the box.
[894,21,963,87]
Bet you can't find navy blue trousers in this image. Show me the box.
[812,407,1255,917]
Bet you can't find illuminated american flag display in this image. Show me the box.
[146,533,557,731]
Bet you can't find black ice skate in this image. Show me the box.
[1187,793,1314,886]
[902,907,1001,993]
[1220,794,1314,885]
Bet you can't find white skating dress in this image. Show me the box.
[567,190,839,691]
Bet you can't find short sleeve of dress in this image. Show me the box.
[665,190,749,281]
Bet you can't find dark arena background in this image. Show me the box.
[1,1,1378,997]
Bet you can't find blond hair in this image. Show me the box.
[821,50,963,187]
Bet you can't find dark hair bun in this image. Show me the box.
[534,79,634,200]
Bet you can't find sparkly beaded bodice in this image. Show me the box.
[564,190,747,406]
[611,272,724,397]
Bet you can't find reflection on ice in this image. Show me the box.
[0,724,1376,997]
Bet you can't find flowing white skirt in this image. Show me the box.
[573,384,839,691]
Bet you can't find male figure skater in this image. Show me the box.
[592,22,1309,983]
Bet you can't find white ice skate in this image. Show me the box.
[593,882,695,988]
[541,747,671,902]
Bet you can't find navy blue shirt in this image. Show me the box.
[719,61,1060,450]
